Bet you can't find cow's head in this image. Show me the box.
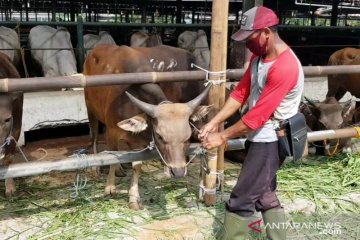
[303,97,352,130]
[301,97,353,155]
[118,86,211,178]
[0,94,16,161]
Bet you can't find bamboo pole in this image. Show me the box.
[202,0,229,206]
[0,65,359,93]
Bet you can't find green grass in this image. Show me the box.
[1,154,360,239]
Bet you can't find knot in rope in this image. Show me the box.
[191,63,227,86]
[0,137,11,148]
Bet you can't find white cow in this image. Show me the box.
[29,25,77,77]
[83,31,116,57]
[0,26,20,63]
[177,29,210,69]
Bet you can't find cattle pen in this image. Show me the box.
[1,1,360,240]
[0,62,360,239]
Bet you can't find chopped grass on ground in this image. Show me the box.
[278,153,360,214]
[0,154,359,239]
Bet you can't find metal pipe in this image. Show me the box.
[0,21,216,28]
[0,149,159,180]
[0,65,359,93]
[76,16,85,72]
[0,139,246,180]
[307,128,359,142]
[1,126,360,180]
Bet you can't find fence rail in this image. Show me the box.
[0,65,359,93]
[1,126,359,180]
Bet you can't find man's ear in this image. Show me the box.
[117,113,149,133]
[264,27,271,35]
[190,105,213,122]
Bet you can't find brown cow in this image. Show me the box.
[327,48,360,100]
[84,44,210,210]
[300,97,352,155]
[0,52,23,197]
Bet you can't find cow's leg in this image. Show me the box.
[88,111,99,154]
[3,94,23,197]
[327,75,347,101]
[128,161,143,210]
[113,139,127,177]
[105,164,117,195]
[87,111,100,177]
[3,157,15,197]
[5,178,16,198]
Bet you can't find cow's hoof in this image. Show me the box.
[105,185,117,195]
[5,187,16,198]
[5,190,15,198]
[5,180,16,198]
[129,201,143,210]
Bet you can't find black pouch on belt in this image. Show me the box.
[276,112,307,162]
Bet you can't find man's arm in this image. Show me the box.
[221,118,252,140]
[208,97,243,125]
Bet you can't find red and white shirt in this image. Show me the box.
[230,48,304,142]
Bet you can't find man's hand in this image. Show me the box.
[201,132,226,150]
[198,121,219,141]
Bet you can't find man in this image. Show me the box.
[198,6,304,240]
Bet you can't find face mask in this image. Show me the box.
[246,32,268,58]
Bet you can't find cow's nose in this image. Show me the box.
[170,167,186,178]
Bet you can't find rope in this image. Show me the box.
[69,149,88,199]
[152,132,171,168]
[199,183,217,195]
[323,139,340,156]
[19,48,29,78]
[34,148,48,161]
[191,63,227,86]
[186,146,206,167]
[0,136,30,162]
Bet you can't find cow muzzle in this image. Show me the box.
[170,167,187,178]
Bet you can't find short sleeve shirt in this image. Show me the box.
[230,48,304,142]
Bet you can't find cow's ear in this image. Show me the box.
[341,100,354,117]
[190,105,213,122]
[117,114,148,133]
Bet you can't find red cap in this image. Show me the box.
[231,6,279,41]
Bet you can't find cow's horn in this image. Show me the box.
[125,91,156,118]
[186,85,212,112]
[304,96,317,107]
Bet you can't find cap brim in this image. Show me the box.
[231,30,254,42]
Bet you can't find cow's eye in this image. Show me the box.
[156,133,164,142]
[4,117,11,123]
[156,133,168,144]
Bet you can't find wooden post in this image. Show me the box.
[202,0,229,206]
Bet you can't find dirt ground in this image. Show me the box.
[0,134,360,240]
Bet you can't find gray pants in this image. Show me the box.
[226,141,286,217]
